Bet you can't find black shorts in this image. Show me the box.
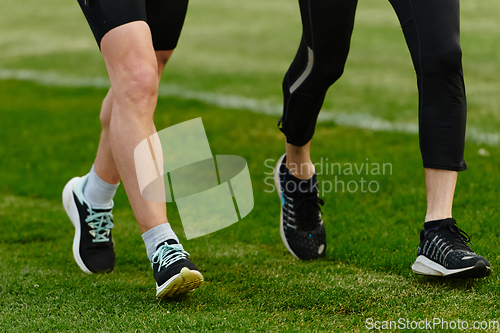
[77,0,189,50]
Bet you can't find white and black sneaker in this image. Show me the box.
[151,240,204,298]
[412,218,491,278]
[274,154,326,260]
[63,176,115,273]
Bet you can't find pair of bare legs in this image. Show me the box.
[285,141,457,222]
[91,21,172,234]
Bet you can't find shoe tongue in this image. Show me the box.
[438,218,471,250]
[156,239,179,250]
[92,207,112,213]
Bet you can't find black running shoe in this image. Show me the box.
[412,218,490,278]
[63,176,115,273]
[151,240,204,298]
[274,154,326,260]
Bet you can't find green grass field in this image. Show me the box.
[1,0,500,332]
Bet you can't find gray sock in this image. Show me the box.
[142,223,179,261]
[83,164,120,208]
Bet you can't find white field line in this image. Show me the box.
[1,68,498,146]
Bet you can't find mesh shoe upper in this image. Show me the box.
[417,218,490,270]
[64,176,116,273]
[277,155,326,260]
[73,193,115,272]
[151,240,200,288]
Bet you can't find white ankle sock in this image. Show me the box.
[142,223,179,260]
[83,164,120,208]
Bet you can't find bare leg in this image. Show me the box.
[94,89,121,184]
[94,49,173,185]
[285,140,315,180]
[424,168,457,222]
[97,21,166,233]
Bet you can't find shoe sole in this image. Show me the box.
[412,255,491,278]
[63,177,92,274]
[274,154,302,260]
[156,267,204,298]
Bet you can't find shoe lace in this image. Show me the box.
[85,208,114,243]
[444,220,473,251]
[292,192,324,231]
[151,243,190,272]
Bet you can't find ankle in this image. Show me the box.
[285,141,314,180]
[425,213,452,223]
[283,167,317,193]
[285,158,315,180]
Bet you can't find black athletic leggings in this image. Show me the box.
[280,0,467,171]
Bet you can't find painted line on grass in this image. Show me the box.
[1,67,498,146]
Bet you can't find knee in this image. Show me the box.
[116,63,158,117]
[296,63,344,95]
[289,61,345,94]
[316,62,345,87]
[421,42,463,76]
[287,44,347,94]
[309,51,347,90]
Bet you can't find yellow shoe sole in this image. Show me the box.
[156,267,204,298]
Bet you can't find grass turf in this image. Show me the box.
[0,80,499,332]
[1,0,500,331]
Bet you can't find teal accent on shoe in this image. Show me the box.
[278,180,285,206]
[73,175,114,243]
[151,243,190,272]
[85,209,114,242]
